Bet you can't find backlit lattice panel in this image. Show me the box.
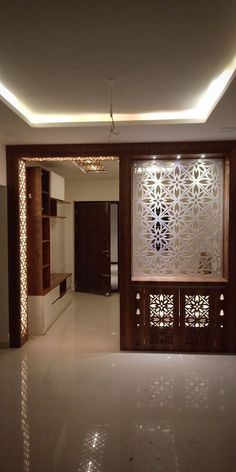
[150,294,174,327]
[185,294,210,328]
[132,159,224,277]
[19,159,28,339]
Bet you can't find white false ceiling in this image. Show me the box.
[0,0,236,143]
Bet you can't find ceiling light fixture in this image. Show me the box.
[76,159,107,173]
[74,156,118,174]
[177,155,181,159]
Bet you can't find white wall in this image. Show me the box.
[50,218,66,273]
[0,145,7,186]
[0,186,9,346]
[65,178,119,286]
[110,203,118,262]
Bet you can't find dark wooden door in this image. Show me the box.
[75,202,111,295]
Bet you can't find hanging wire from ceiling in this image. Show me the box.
[108,79,120,141]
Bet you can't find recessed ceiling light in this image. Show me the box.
[153,155,157,160]
[201,154,206,158]
[177,155,181,159]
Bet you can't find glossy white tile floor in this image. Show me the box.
[1,292,236,472]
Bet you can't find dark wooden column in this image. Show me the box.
[119,156,132,349]
[226,148,236,351]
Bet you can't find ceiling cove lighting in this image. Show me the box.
[75,159,107,173]
[22,155,119,174]
[22,156,119,162]
[1,53,236,126]
[74,156,119,173]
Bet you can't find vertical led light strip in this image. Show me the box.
[18,159,28,339]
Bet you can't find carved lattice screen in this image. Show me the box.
[132,159,224,277]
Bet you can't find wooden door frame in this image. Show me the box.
[6,141,236,349]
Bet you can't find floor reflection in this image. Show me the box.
[0,293,236,472]
[21,352,30,472]
[77,425,109,472]
[184,374,209,409]
[149,376,175,408]
[137,371,226,412]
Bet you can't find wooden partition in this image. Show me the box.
[6,141,236,350]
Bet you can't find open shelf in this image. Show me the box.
[50,197,70,204]
[41,169,50,193]
[27,166,71,298]
[42,240,50,266]
[42,192,50,215]
[42,218,50,240]
[42,265,50,288]
[42,273,71,295]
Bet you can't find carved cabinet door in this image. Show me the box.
[132,286,226,352]
[179,287,225,352]
[133,287,180,351]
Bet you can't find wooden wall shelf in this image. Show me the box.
[50,197,69,217]
[50,197,71,204]
[42,273,72,295]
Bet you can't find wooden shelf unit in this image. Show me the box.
[27,167,51,294]
[27,166,71,297]
[42,273,71,295]
[50,197,70,217]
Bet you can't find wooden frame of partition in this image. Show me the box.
[6,141,236,350]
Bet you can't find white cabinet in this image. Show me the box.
[28,276,71,336]
[50,171,65,201]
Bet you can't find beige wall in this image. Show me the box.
[0,145,6,186]
[50,218,66,273]
[65,178,119,286]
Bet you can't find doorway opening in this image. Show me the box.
[74,201,119,296]
[17,155,119,344]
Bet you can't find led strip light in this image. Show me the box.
[1,53,236,126]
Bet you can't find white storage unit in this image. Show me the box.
[27,167,71,337]
[28,274,72,336]
[50,171,65,200]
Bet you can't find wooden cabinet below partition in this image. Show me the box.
[132,284,227,352]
